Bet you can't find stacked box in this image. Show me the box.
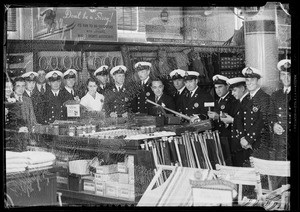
[95,180,106,196]
[118,183,135,201]
[105,182,119,198]
[83,176,95,192]
[96,164,118,174]
[68,174,83,191]
[56,160,69,189]
[117,162,127,173]
[94,173,119,183]
[119,173,129,184]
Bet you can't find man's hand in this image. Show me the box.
[240,137,248,148]
[19,126,29,133]
[207,111,220,120]
[220,113,234,124]
[110,112,118,118]
[74,96,80,102]
[273,122,284,135]
[190,115,201,123]
[122,112,128,118]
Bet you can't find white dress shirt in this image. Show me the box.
[190,86,198,97]
[65,86,74,95]
[283,86,291,94]
[178,86,186,95]
[37,83,46,92]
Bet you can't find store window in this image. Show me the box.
[7,7,17,31]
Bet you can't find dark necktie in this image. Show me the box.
[155,96,159,103]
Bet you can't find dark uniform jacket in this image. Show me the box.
[61,87,80,101]
[236,88,270,152]
[35,83,51,96]
[131,79,154,114]
[182,86,214,120]
[59,87,80,118]
[147,93,176,116]
[269,88,291,160]
[104,84,133,117]
[23,89,45,124]
[212,92,238,166]
[173,87,189,113]
[97,83,112,95]
[44,89,68,124]
[33,84,51,124]
[231,94,250,153]
[213,92,238,137]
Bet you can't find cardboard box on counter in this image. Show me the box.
[119,173,129,184]
[117,162,127,173]
[118,183,135,201]
[96,164,118,174]
[82,176,95,193]
[94,173,119,182]
[105,182,119,198]
[57,175,69,189]
[95,180,106,196]
[68,173,84,191]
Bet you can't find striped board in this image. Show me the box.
[137,165,216,206]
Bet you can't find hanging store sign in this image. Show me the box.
[32,7,117,42]
[145,7,183,43]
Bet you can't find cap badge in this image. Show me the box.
[185,71,189,76]
[52,73,58,77]
[283,62,291,69]
[103,67,107,71]
[119,67,123,72]
[253,106,258,112]
[221,105,225,110]
[245,67,253,75]
[69,71,74,75]
[29,73,35,79]
[194,103,199,108]
[215,76,219,81]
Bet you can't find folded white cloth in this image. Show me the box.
[27,165,53,172]
[21,151,56,164]
[6,151,26,160]
[27,161,55,169]
[6,167,26,173]
[6,163,28,169]
[6,158,30,165]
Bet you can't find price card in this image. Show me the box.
[66,104,80,117]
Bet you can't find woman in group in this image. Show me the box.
[80,78,105,112]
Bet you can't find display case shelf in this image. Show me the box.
[58,188,138,206]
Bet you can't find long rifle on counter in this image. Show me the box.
[146,99,192,121]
